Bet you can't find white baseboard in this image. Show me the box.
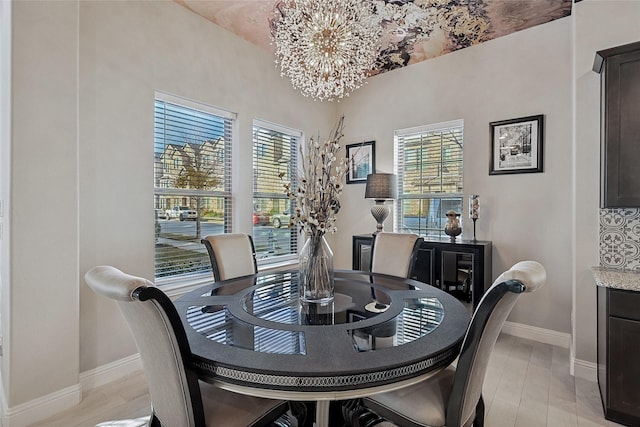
[500,321,601,383]
[573,358,598,382]
[1,384,81,427]
[502,321,571,349]
[1,354,141,427]
[79,353,142,391]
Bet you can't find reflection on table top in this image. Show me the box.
[175,270,469,393]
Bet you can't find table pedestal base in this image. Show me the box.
[315,400,330,427]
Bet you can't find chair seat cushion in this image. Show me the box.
[363,366,456,427]
[200,381,286,427]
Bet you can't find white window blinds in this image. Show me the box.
[394,120,464,237]
[154,93,234,280]
[252,120,301,262]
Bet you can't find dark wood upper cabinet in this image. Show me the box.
[594,41,640,208]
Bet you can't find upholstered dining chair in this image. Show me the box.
[362,260,547,427]
[201,233,257,282]
[85,265,289,427]
[370,232,423,279]
[367,232,423,307]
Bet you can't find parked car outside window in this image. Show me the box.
[166,206,197,221]
[253,211,270,226]
[271,210,294,228]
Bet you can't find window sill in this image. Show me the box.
[159,258,300,298]
[159,273,214,298]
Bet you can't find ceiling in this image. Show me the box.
[174,0,573,76]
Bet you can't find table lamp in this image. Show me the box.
[365,173,397,233]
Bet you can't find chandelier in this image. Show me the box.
[273,0,381,102]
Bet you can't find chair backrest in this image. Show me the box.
[370,232,423,278]
[85,266,205,427]
[201,233,257,281]
[447,261,547,427]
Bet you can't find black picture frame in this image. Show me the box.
[489,115,544,175]
[346,141,375,184]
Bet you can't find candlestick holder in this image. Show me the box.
[469,195,480,242]
[472,218,478,242]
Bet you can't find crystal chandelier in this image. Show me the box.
[273,0,381,102]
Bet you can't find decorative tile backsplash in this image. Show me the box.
[600,208,640,270]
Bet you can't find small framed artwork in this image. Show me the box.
[346,140,375,184]
[489,115,544,175]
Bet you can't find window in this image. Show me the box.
[394,120,464,237]
[252,120,301,263]
[154,93,234,281]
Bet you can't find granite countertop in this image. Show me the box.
[591,266,640,291]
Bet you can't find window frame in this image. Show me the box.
[154,92,235,286]
[252,119,302,266]
[394,119,464,238]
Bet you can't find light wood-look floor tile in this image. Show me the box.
[28,371,151,427]
[27,334,625,427]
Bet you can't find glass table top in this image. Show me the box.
[184,271,445,354]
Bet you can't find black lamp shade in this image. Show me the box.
[365,173,398,200]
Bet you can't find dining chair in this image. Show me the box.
[367,232,423,307]
[370,232,423,279]
[201,233,258,281]
[362,260,547,427]
[85,265,289,427]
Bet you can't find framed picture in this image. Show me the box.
[346,141,375,184]
[489,115,544,175]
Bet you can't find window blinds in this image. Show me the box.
[252,120,301,262]
[154,94,234,280]
[394,120,464,237]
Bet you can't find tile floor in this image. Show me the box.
[27,334,624,427]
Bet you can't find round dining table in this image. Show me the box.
[174,269,470,427]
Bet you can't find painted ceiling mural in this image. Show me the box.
[174,0,573,76]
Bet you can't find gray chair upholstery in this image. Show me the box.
[85,266,288,427]
[201,233,257,281]
[368,232,423,306]
[363,260,547,427]
[370,232,423,279]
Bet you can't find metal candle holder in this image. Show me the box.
[469,195,480,242]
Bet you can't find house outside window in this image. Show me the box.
[154,92,233,281]
[252,120,301,263]
[394,119,464,237]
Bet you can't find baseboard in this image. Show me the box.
[0,353,142,427]
[1,383,81,427]
[572,357,598,382]
[502,321,571,349]
[503,322,592,381]
[79,353,142,391]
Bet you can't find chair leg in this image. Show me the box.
[149,414,162,427]
[340,399,386,427]
[288,401,312,427]
[474,396,485,427]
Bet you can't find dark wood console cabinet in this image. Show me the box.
[353,235,492,309]
[594,41,640,207]
[597,286,640,426]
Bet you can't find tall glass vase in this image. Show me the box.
[299,232,334,303]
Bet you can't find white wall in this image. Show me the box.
[7,0,81,414]
[0,0,12,412]
[572,0,640,378]
[5,0,334,421]
[334,17,574,336]
[77,0,333,373]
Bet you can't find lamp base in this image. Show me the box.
[370,201,389,233]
